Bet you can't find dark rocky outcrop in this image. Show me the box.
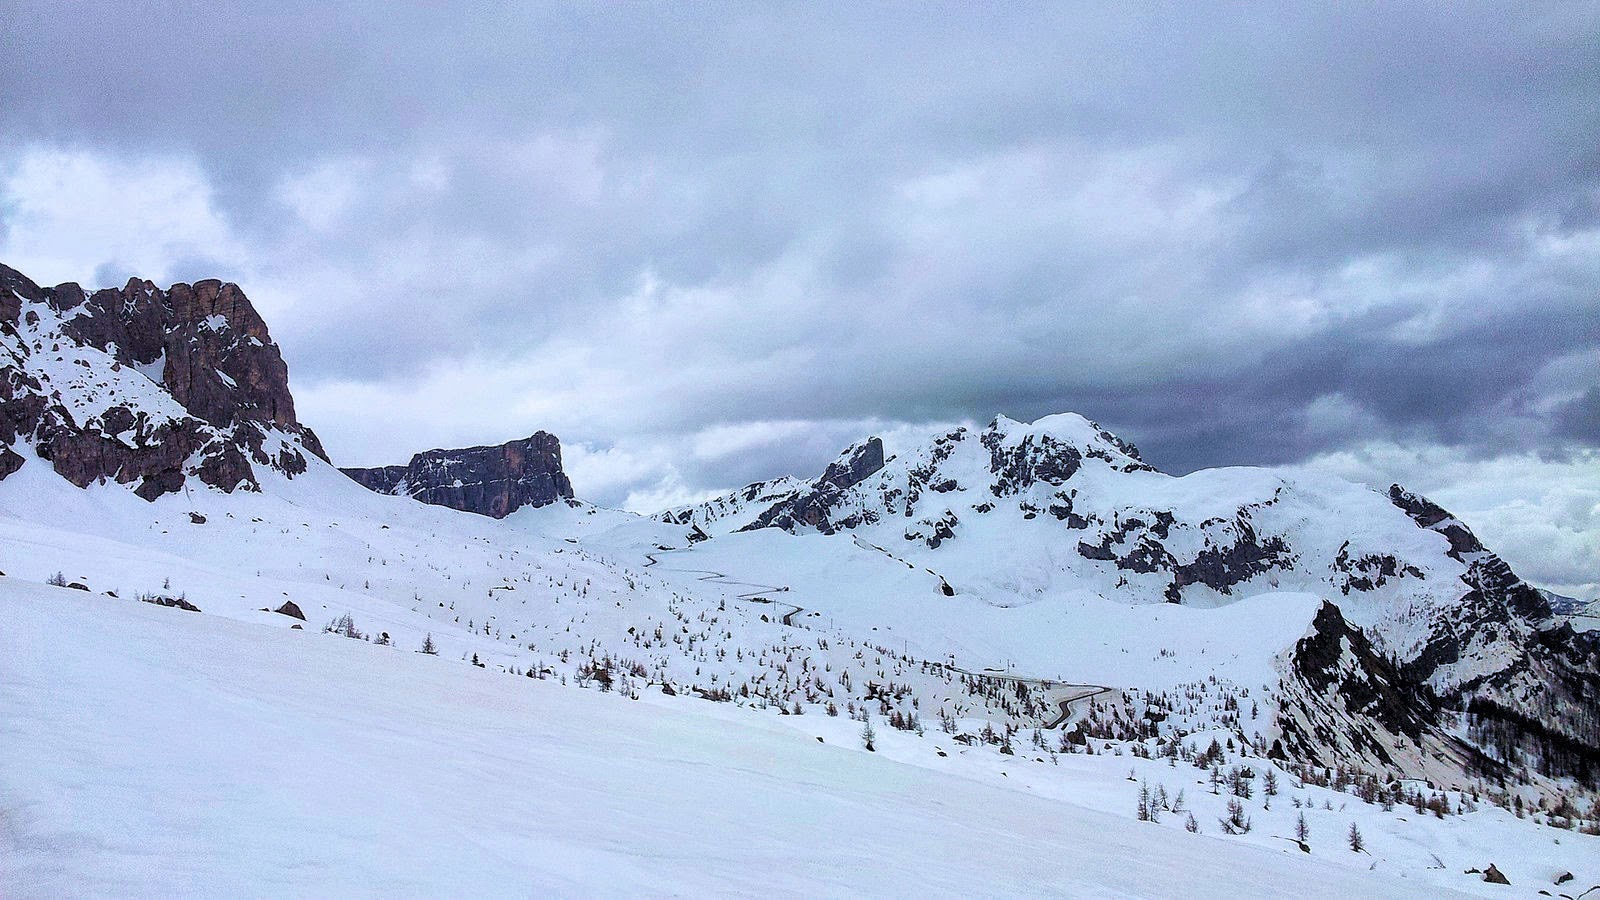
[344,464,409,495]
[985,429,1083,497]
[1388,484,1489,563]
[1065,502,1294,604]
[737,438,888,535]
[139,594,201,612]
[343,432,574,518]
[1275,600,1494,778]
[274,600,306,621]
[1168,521,1294,599]
[905,509,959,549]
[1331,541,1423,595]
[1291,601,1442,748]
[819,437,885,491]
[1,263,325,500]
[983,416,1152,499]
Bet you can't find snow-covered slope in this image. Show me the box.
[11,580,1593,898]
[3,263,1597,895]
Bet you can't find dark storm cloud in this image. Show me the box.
[1,1,1597,513]
[1554,387,1600,443]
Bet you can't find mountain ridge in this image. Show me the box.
[660,414,1598,781]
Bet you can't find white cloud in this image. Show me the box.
[498,131,609,205]
[688,421,817,461]
[275,159,369,232]
[0,148,248,286]
[563,441,685,507]
[1301,393,1381,437]
[0,99,1592,600]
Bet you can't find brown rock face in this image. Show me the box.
[0,262,325,499]
[343,432,574,518]
[162,280,306,435]
[0,265,34,322]
[0,444,24,480]
[55,273,325,459]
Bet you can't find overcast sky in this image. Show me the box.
[2,3,1596,594]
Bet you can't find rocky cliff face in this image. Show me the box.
[738,438,886,534]
[0,263,326,499]
[343,433,574,518]
[1387,484,1600,781]
[656,438,888,535]
[1275,600,1491,780]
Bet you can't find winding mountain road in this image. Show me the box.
[939,662,1116,729]
[644,550,806,626]
[1041,687,1117,728]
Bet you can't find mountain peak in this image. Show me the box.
[988,412,1148,465]
[0,262,326,499]
[818,436,886,490]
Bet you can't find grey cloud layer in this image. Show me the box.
[2,4,1596,548]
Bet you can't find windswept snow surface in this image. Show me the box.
[0,580,1486,899]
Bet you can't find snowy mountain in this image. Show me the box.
[1543,589,1589,617]
[2,262,1596,895]
[659,415,1599,784]
[1542,587,1600,626]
